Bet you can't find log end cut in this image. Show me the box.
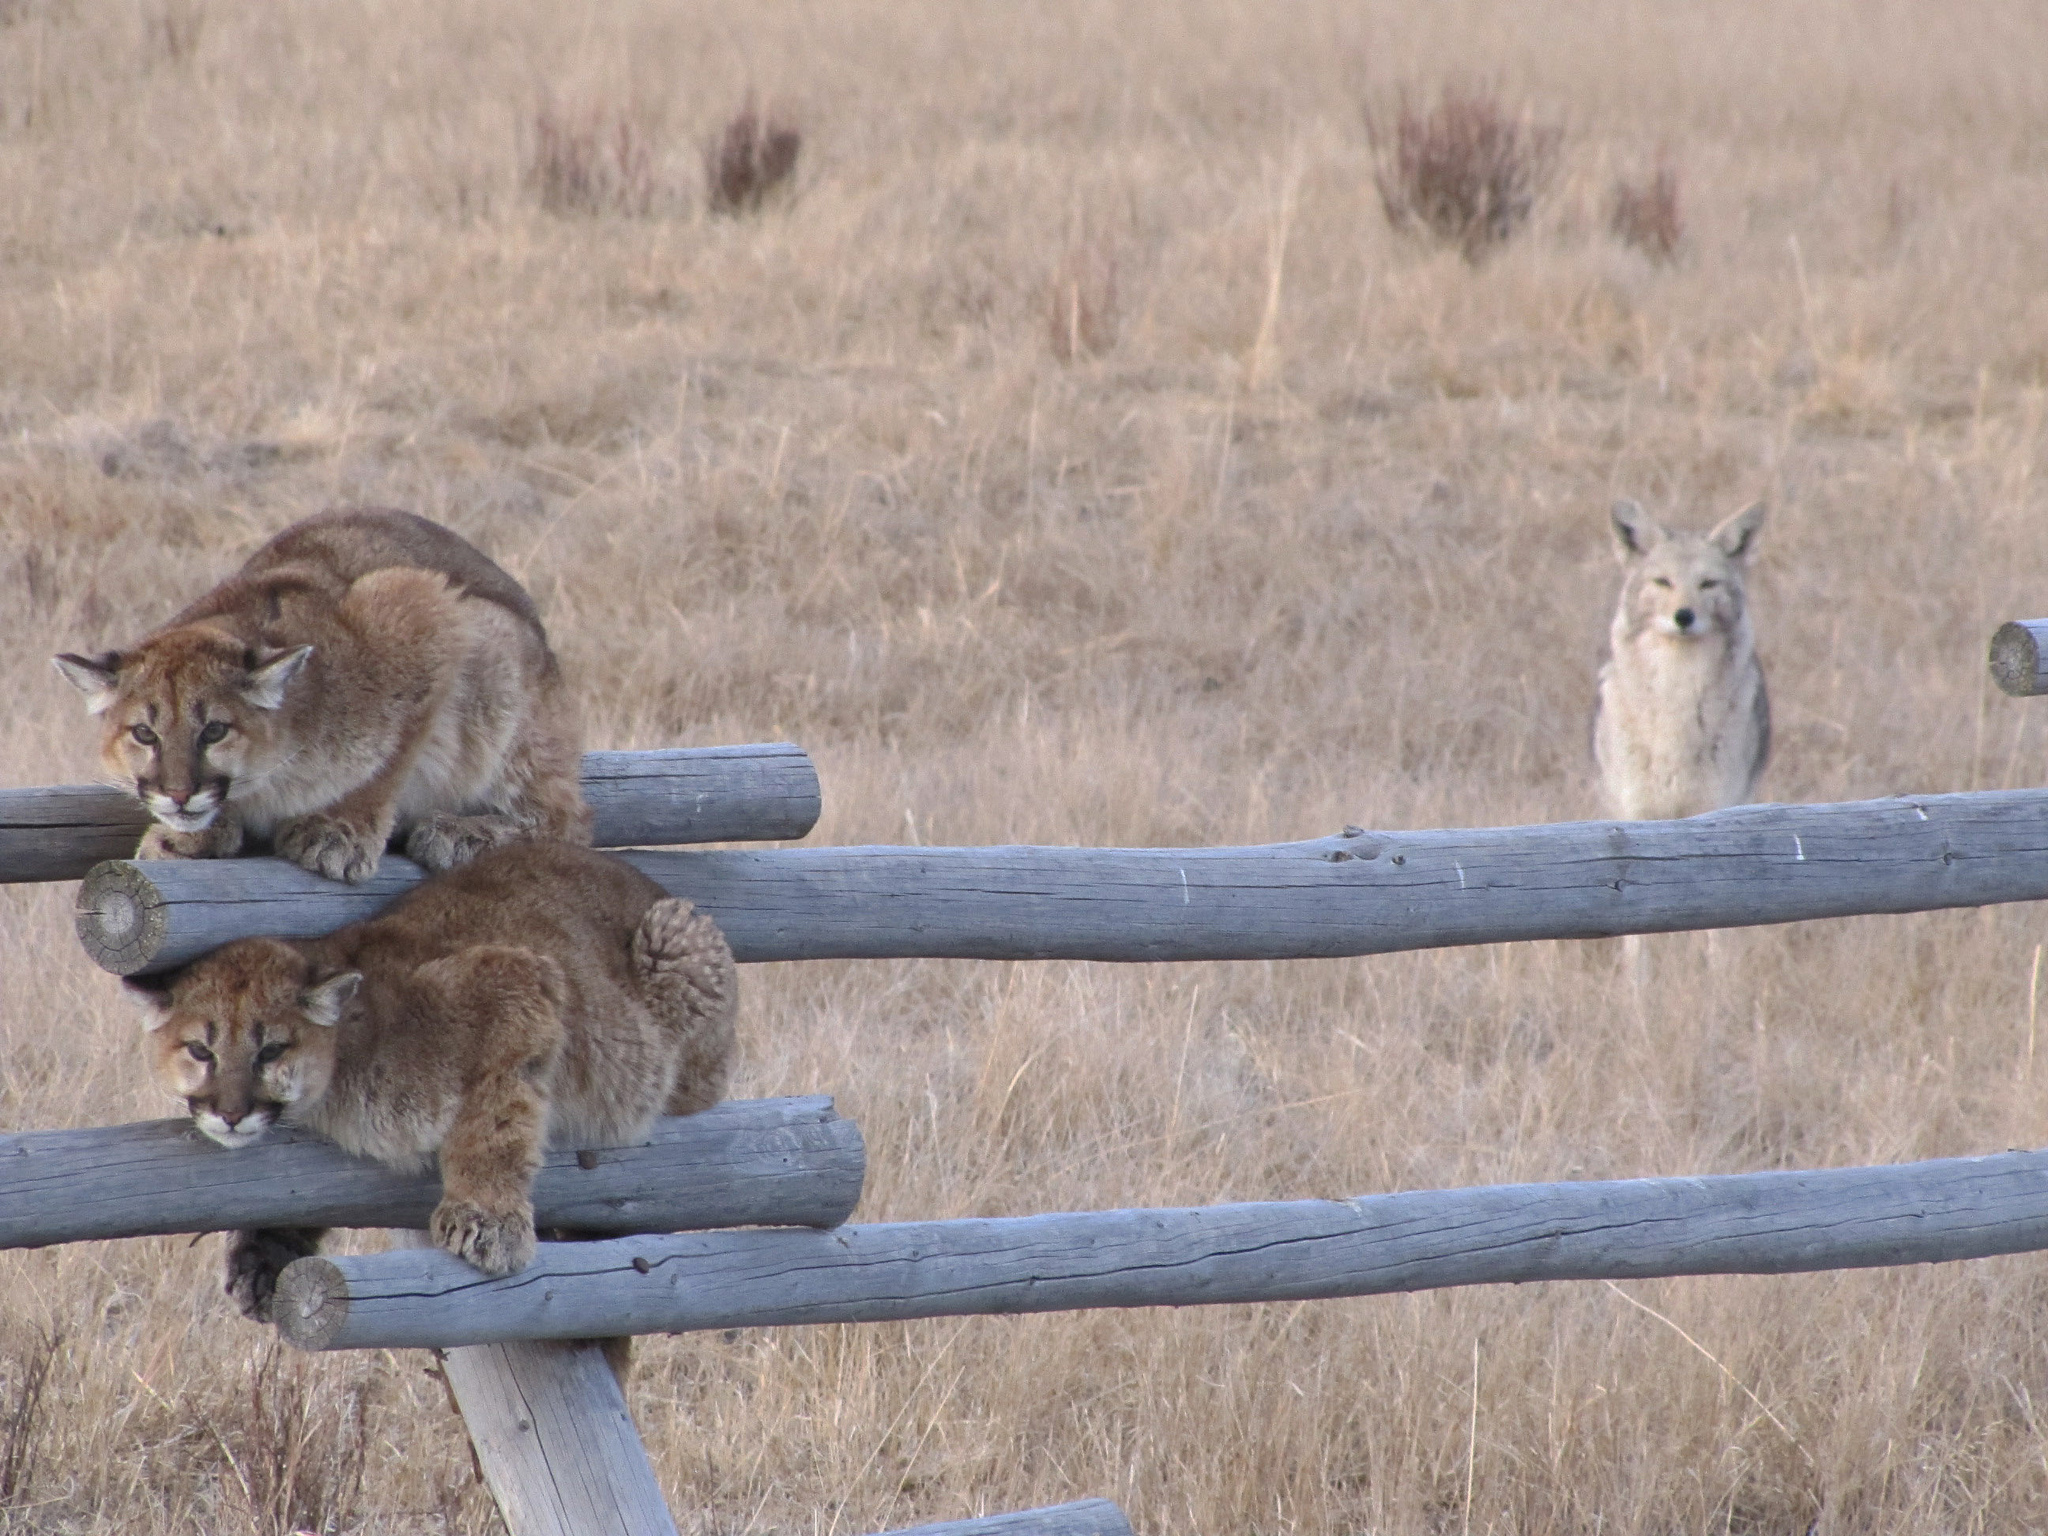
[274,1255,351,1351]
[1990,620,2048,698]
[74,860,167,976]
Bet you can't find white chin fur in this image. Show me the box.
[195,1114,272,1149]
[1654,619,1708,639]
[150,802,220,833]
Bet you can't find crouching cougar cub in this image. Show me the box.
[55,508,589,883]
[127,842,738,1322]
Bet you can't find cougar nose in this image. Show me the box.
[1674,607,1696,631]
[216,1107,244,1127]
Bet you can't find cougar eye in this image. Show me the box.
[199,721,230,745]
[255,1042,288,1065]
[131,724,159,746]
[185,1041,215,1064]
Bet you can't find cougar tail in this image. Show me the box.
[632,898,738,1116]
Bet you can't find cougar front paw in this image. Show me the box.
[275,812,385,883]
[431,1197,536,1276]
[225,1227,325,1323]
[137,822,238,860]
[404,813,522,872]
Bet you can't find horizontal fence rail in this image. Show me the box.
[0,1096,862,1248]
[275,1147,2048,1350]
[3,742,819,886]
[860,1501,1134,1536]
[77,787,2048,975]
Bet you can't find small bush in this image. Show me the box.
[1610,161,1683,262]
[526,98,658,217]
[1047,240,1120,362]
[704,94,801,216]
[1367,83,1561,263]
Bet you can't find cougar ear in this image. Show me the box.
[300,971,360,1028]
[53,651,123,715]
[1608,501,1667,562]
[122,972,179,1031]
[242,645,313,711]
[1710,501,1766,561]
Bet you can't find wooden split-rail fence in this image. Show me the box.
[7,622,2048,1535]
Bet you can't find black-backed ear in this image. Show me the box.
[1609,501,1667,562]
[52,652,123,715]
[242,645,313,711]
[300,971,360,1028]
[1710,501,1766,560]
[122,972,179,1032]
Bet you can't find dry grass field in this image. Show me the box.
[4,1,2048,1530]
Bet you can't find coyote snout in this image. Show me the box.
[1593,500,1770,821]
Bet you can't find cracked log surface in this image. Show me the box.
[77,787,2048,975]
[3,741,818,886]
[274,1147,2048,1350]
[0,1096,861,1248]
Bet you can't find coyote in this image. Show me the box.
[1593,500,1769,821]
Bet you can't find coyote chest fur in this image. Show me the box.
[55,508,589,882]
[130,842,738,1320]
[1593,500,1770,821]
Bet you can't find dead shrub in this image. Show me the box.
[1367,83,1562,263]
[704,94,800,215]
[1610,160,1683,262]
[229,1344,371,1536]
[526,97,659,217]
[0,1325,61,1506]
[1047,239,1120,362]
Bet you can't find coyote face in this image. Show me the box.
[1594,500,1770,821]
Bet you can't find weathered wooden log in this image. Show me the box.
[78,787,2048,976]
[440,1339,679,1536]
[1990,620,2048,697]
[0,1096,861,1249]
[274,1146,2048,1351]
[0,742,818,886]
[858,1500,1134,1536]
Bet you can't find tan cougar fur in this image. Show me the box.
[127,842,738,1321]
[55,508,590,882]
[1594,500,1769,820]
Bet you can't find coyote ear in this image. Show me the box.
[53,651,123,715]
[243,645,313,711]
[122,972,179,1031]
[300,971,360,1027]
[1609,501,1665,561]
[1710,501,1766,560]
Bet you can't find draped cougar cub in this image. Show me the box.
[128,842,737,1322]
[55,508,589,882]
[1594,500,1769,820]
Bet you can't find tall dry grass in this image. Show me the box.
[3,1,2048,1531]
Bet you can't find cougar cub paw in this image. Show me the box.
[137,822,238,861]
[224,1227,324,1323]
[431,1198,536,1276]
[275,812,384,884]
[404,813,521,872]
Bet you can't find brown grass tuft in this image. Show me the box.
[1610,160,1684,262]
[1368,82,1562,263]
[526,97,659,218]
[703,93,800,216]
[1047,239,1120,362]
